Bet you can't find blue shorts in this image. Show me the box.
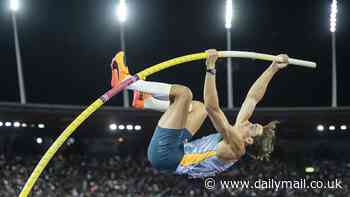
[147,126,193,172]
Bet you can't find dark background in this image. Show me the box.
[0,0,349,107]
[0,2,349,196]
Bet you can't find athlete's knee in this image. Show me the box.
[191,101,208,117]
[170,84,193,102]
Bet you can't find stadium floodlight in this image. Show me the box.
[134,125,142,131]
[118,124,125,130]
[117,0,127,23]
[317,124,324,132]
[330,0,337,33]
[340,125,347,131]
[109,123,117,131]
[225,0,233,29]
[38,123,45,129]
[0,121,3,127]
[13,121,20,128]
[36,137,43,144]
[10,0,19,12]
[21,123,27,127]
[5,122,12,127]
[305,167,315,173]
[329,125,335,131]
[126,124,133,130]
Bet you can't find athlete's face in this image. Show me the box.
[238,121,263,145]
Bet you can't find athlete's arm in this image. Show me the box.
[204,49,227,132]
[235,54,289,124]
[203,49,244,155]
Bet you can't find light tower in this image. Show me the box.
[116,0,129,107]
[330,0,338,107]
[225,0,233,108]
[10,0,26,104]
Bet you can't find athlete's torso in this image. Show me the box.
[175,133,237,178]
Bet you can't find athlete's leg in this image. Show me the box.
[132,92,207,135]
[146,85,193,171]
[110,51,203,171]
[143,97,207,135]
[127,80,172,99]
[141,97,207,134]
[133,91,197,113]
[184,101,208,136]
[158,85,193,129]
[144,96,170,111]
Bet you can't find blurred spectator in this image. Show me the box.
[0,154,349,197]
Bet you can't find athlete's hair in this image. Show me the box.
[246,120,279,161]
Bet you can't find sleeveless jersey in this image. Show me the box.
[175,133,237,178]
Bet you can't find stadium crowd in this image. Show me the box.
[0,153,349,197]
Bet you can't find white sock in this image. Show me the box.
[125,78,193,112]
[127,80,172,100]
[144,97,170,112]
[143,96,193,113]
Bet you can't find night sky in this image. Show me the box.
[0,0,349,107]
